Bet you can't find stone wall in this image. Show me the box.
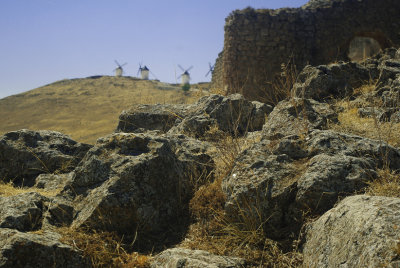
[212,0,400,103]
[210,51,224,93]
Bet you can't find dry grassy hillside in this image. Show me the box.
[0,76,208,144]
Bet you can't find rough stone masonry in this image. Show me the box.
[211,0,400,102]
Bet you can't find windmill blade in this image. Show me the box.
[186,66,193,72]
[177,74,182,80]
[121,63,127,67]
[178,64,185,72]
[115,60,121,67]
[209,62,215,70]
[206,62,214,77]
[149,70,158,80]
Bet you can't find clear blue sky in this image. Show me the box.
[0,0,308,99]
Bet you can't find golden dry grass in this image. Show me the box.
[58,227,151,268]
[0,76,209,144]
[330,101,400,148]
[0,181,61,197]
[365,168,400,198]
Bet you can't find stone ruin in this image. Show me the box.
[211,0,400,102]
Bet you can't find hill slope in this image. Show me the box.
[0,76,207,143]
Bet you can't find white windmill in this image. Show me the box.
[205,62,215,78]
[177,65,193,85]
[137,63,157,80]
[137,63,149,80]
[114,60,127,77]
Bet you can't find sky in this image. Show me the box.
[0,0,309,99]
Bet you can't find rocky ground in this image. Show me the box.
[0,48,399,267]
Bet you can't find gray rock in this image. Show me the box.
[150,248,246,268]
[382,87,400,108]
[42,198,75,228]
[356,107,399,122]
[116,104,190,133]
[391,110,400,123]
[0,192,49,232]
[0,228,90,267]
[222,130,400,238]
[63,132,214,247]
[171,114,215,138]
[292,62,370,101]
[170,94,271,138]
[262,98,337,139]
[0,129,92,186]
[378,59,400,82]
[251,101,273,130]
[357,107,384,119]
[303,195,400,267]
[35,172,74,191]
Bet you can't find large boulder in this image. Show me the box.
[222,130,400,238]
[293,48,400,102]
[303,195,400,267]
[292,62,370,100]
[116,104,190,133]
[0,192,49,232]
[150,248,246,268]
[0,228,90,267]
[116,94,272,138]
[0,129,92,186]
[63,132,214,247]
[262,98,337,139]
[169,94,272,138]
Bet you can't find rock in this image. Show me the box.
[251,101,273,130]
[0,228,89,267]
[63,132,214,247]
[0,129,92,186]
[391,110,400,123]
[378,59,400,82]
[303,195,400,267]
[35,172,74,191]
[150,248,246,268]
[292,48,400,103]
[292,62,370,101]
[222,130,400,238]
[357,107,383,119]
[0,192,49,232]
[169,94,271,138]
[358,107,400,122]
[116,104,190,133]
[382,87,400,108]
[262,98,337,139]
[42,198,75,228]
[170,114,215,138]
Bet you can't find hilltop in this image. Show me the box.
[0,76,209,143]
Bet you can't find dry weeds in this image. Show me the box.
[0,181,61,197]
[58,227,151,268]
[331,100,400,148]
[365,168,400,198]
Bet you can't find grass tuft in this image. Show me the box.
[0,181,61,197]
[365,168,400,198]
[58,227,151,268]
